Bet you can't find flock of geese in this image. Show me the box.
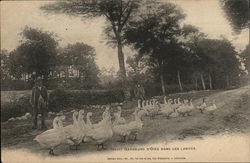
[34,96,217,155]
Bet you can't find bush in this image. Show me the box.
[1,88,124,122]
[48,89,124,112]
[1,80,32,91]
[1,95,32,122]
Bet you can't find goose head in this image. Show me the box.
[167,99,172,104]
[177,98,181,103]
[78,109,85,122]
[73,111,79,117]
[79,110,85,117]
[60,115,66,121]
[174,99,177,104]
[72,111,79,124]
[105,105,110,112]
[102,106,110,118]
[87,112,92,118]
[142,100,146,107]
[153,98,158,104]
[149,100,152,105]
[117,106,122,113]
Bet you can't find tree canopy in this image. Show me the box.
[8,26,58,82]
[124,1,186,94]
[41,0,141,85]
[221,0,249,33]
[241,44,250,73]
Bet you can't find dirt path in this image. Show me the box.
[1,86,249,157]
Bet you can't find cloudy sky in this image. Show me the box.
[1,0,249,71]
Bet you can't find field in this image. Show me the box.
[1,90,31,103]
[1,86,250,157]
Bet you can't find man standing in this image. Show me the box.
[134,83,145,101]
[31,78,48,129]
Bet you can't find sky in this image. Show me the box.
[1,0,249,71]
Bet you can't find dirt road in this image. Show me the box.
[1,86,249,157]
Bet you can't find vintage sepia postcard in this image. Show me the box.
[1,0,249,162]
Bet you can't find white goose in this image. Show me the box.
[160,98,174,117]
[85,110,113,150]
[112,109,147,142]
[159,96,170,108]
[205,99,217,114]
[197,98,207,113]
[113,106,126,126]
[63,111,83,150]
[147,99,160,119]
[78,109,87,141]
[171,99,179,110]
[92,106,110,129]
[86,112,93,127]
[34,116,74,155]
[186,99,195,115]
[176,99,189,116]
[83,112,94,143]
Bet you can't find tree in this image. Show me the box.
[99,67,119,88]
[241,44,250,73]
[197,38,242,89]
[221,0,249,33]
[41,0,140,87]
[58,42,100,88]
[180,24,208,90]
[0,49,10,80]
[9,26,58,84]
[124,1,185,95]
[126,55,154,85]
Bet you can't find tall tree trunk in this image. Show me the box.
[160,74,166,96]
[200,73,206,90]
[117,36,127,83]
[208,72,212,89]
[117,33,131,100]
[226,75,230,89]
[177,70,183,92]
[159,61,166,96]
[195,77,198,90]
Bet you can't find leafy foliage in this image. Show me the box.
[241,44,250,73]
[56,42,100,88]
[48,89,124,112]
[8,27,58,83]
[220,0,249,33]
[41,0,141,81]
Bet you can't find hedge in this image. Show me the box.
[1,89,124,122]
[48,89,124,112]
